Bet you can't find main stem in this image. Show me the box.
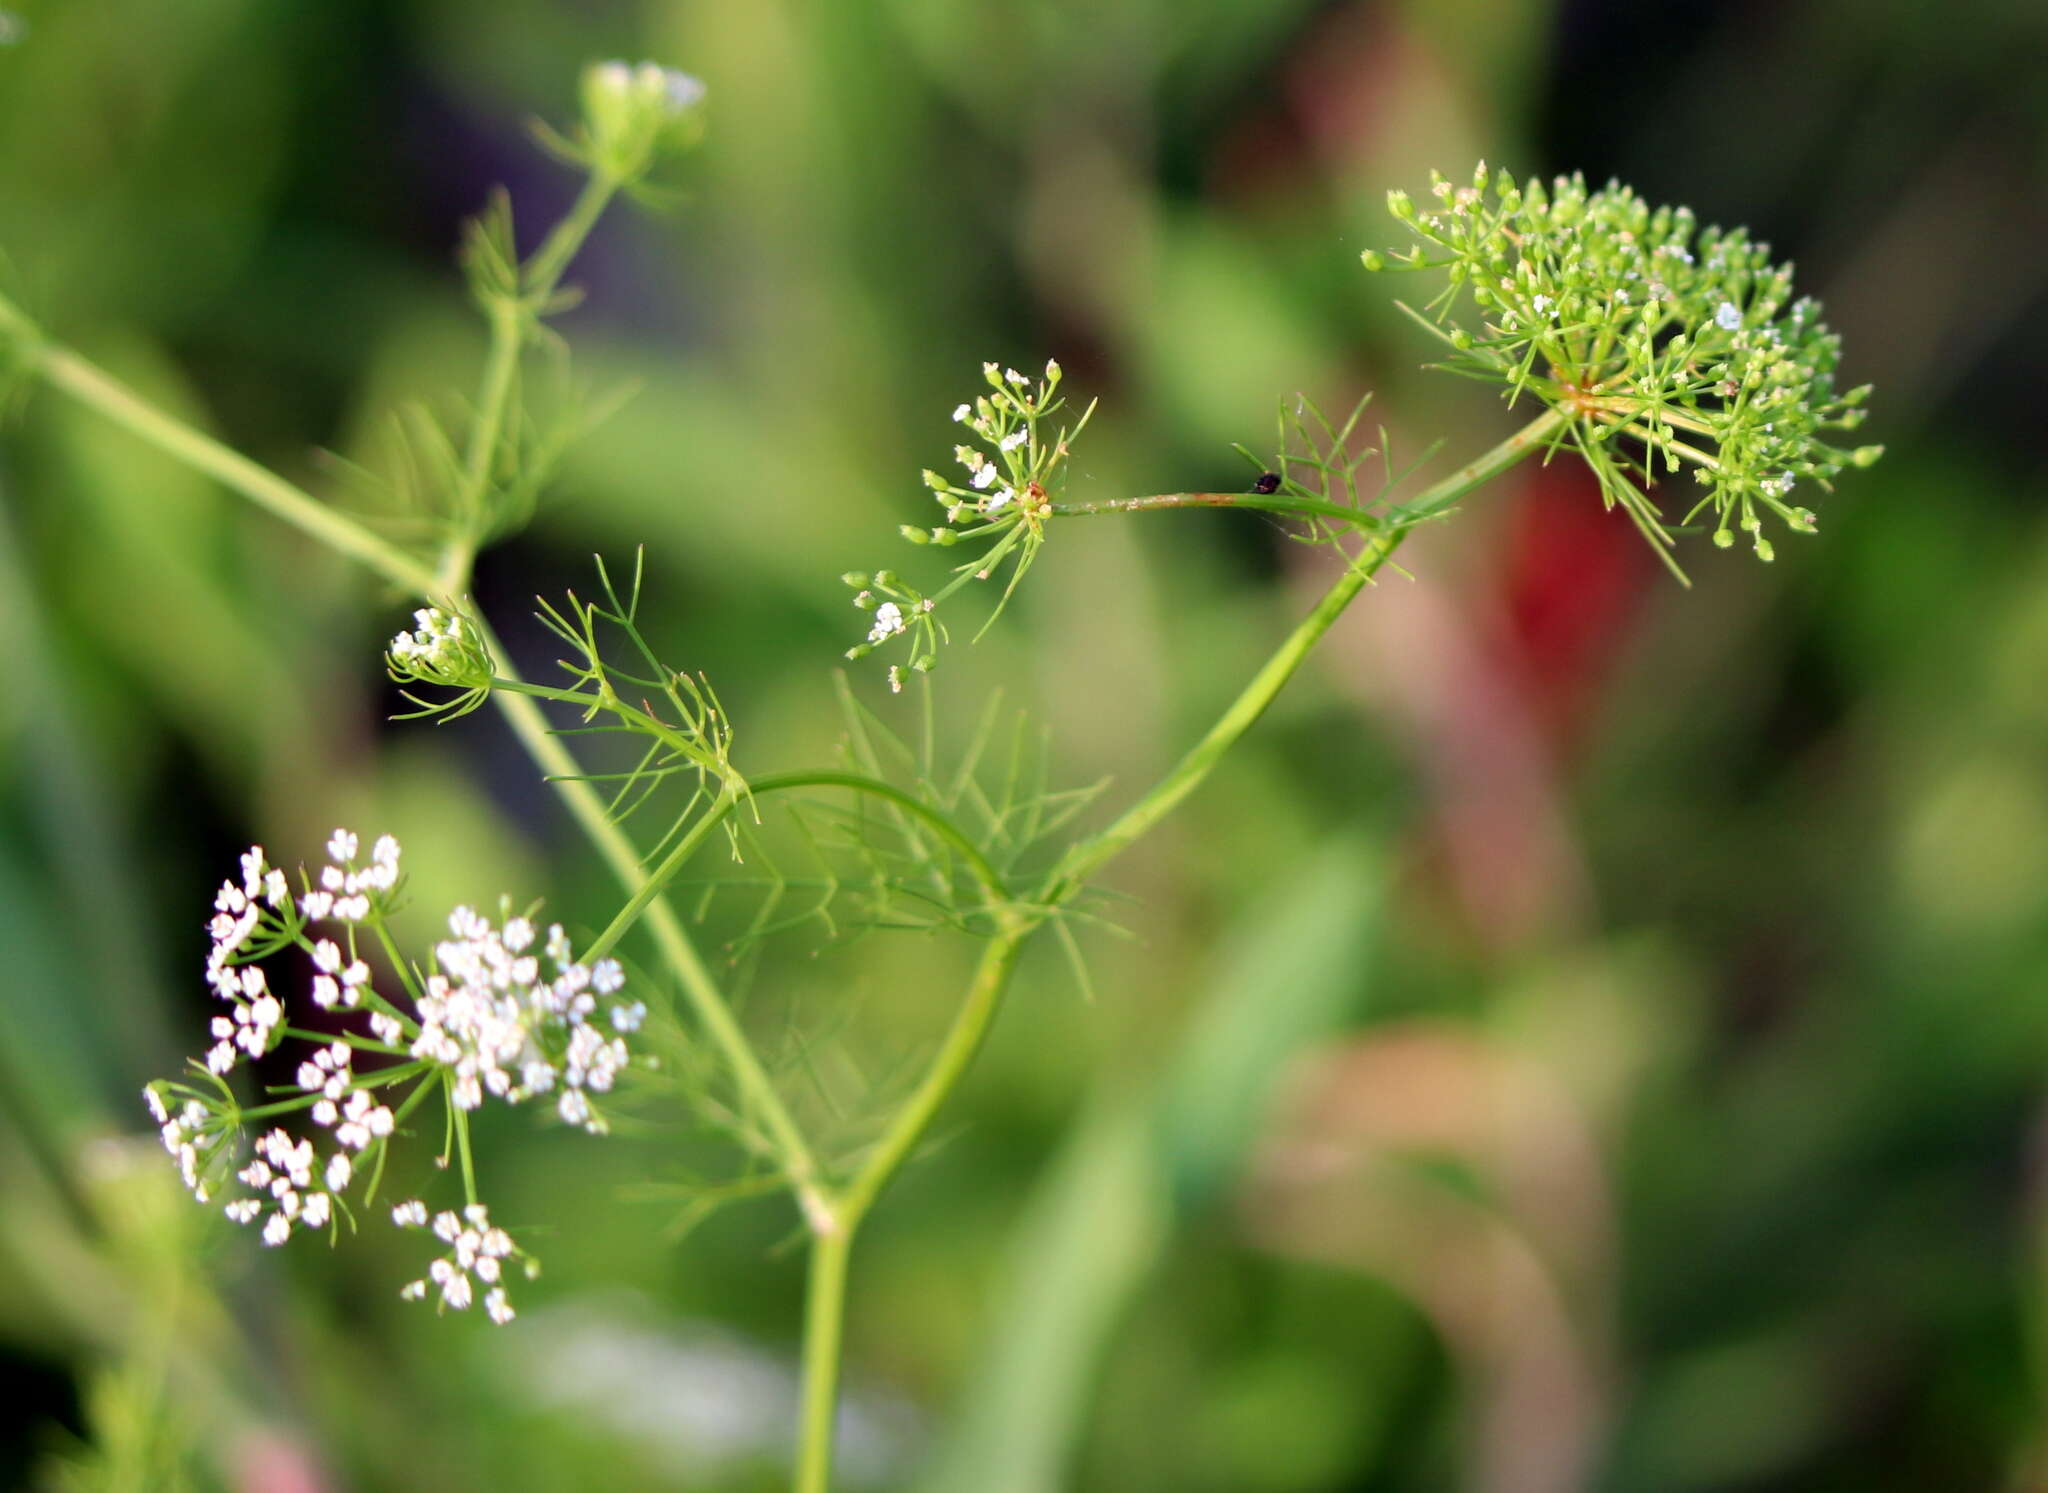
[787,407,1566,1490]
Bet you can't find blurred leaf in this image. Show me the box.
[917,837,1381,1491]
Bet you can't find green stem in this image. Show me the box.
[523,171,621,300]
[789,933,1027,1493]
[440,172,620,596]
[794,1225,854,1493]
[1049,490,1382,529]
[784,408,1565,1490]
[438,299,523,594]
[25,340,438,595]
[1045,407,1563,901]
[475,616,830,1210]
[836,931,1027,1227]
[451,1085,478,1207]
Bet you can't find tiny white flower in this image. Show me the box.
[1715,302,1742,331]
[327,829,358,864]
[999,429,1027,452]
[952,403,971,422]
[262,1213,292,1246]
[867,601,906,644]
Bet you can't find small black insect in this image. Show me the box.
[1252,472,1281,494]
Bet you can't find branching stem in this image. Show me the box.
[786,407,1566,1490]
[6,258,1566,1490]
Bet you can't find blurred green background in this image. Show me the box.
[4,0,2048,1489]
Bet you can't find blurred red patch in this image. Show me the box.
[1497,461,1654,752]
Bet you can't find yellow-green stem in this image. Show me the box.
[794,1225,853,1493]
[29,340,438,595]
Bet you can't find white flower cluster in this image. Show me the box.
[847,358,1092,682]
[941,360,1062,521]
[412,907,642,1132]
[384,607,495,720]
[149,1084,357,1245]
[204,847,292,1074]
[589,60,705,118]
[575,58,708,182]
[395,1200,521,1323]
[147,1089,217,1202]
[867,599,905,644]
[223,1125,352,1246]
[387,608,472,677]
[150,829,643,1329]
[295,1040,397,1150]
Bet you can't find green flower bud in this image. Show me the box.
[578,60,708,181]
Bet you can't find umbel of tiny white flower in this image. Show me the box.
[1367,163,1881,572]
[393,1200,529,1323]
[846,358,1094,679]
[571,59,708,182]
[386,604,495,721]
[145,830,647,1326]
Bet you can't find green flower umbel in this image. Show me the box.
[1367,164,1881,571]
